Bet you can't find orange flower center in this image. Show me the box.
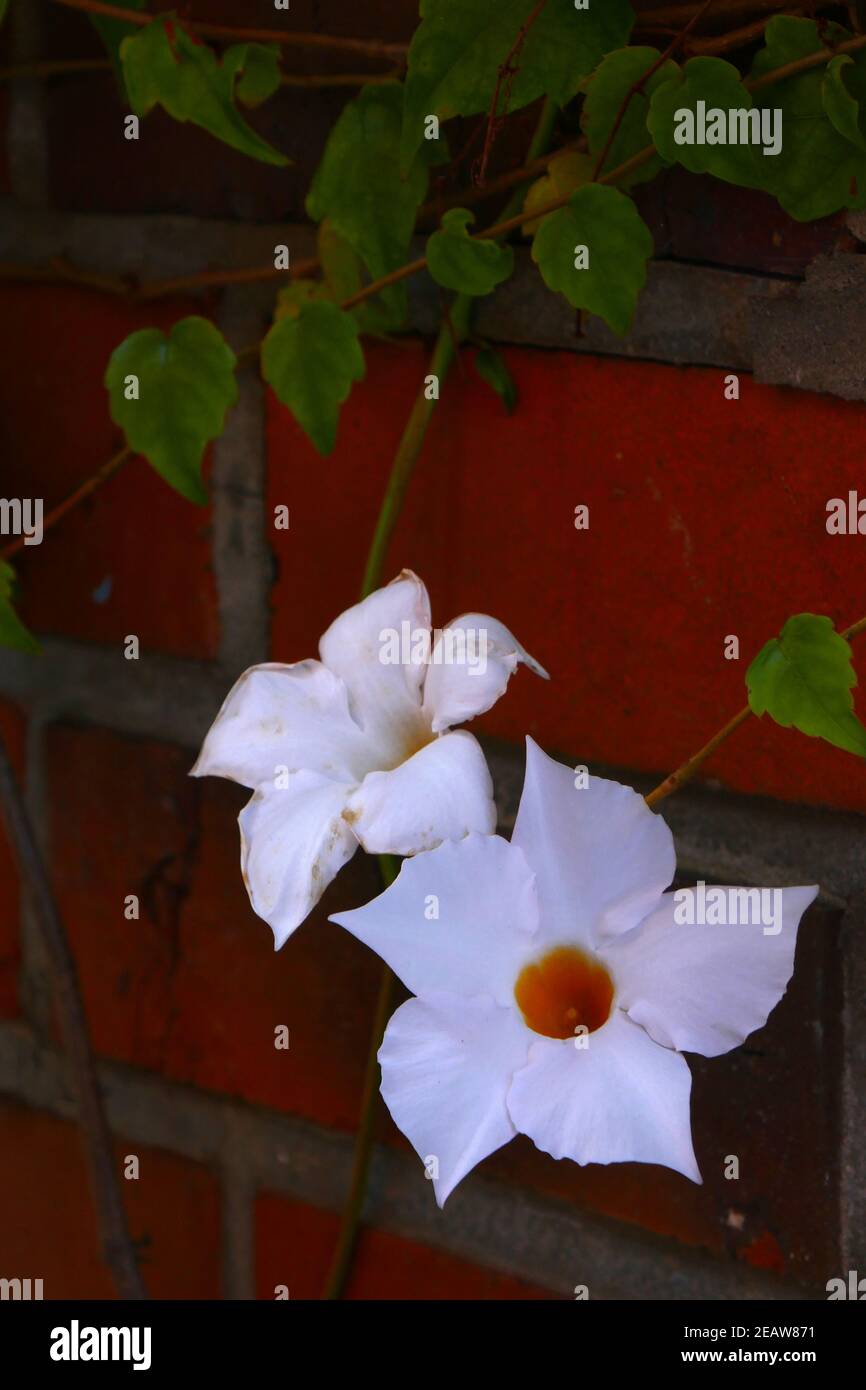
[514,945,614,1040]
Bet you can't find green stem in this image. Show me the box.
[322,853,399,1301]
[360,94,558,601]
[359,297,472,600]
[323,98,558,1302]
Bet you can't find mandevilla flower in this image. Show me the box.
[192,571,546,947]
[331,738,818,1204]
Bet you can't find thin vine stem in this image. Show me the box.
[0,59,401,87]
[321,855,399,1301]
[683,15,788,54]
[476,0,548,185]
[644,706,752,807]
[0,737,146,1299]
[641,0,826,20]
[136,258,320,301]
[1,446,131,562]
[0,58,113,81]
[359,301,473,598]
[645,610,866,808]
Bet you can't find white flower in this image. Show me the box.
[331,738,818,1204]
[191,571,546,947]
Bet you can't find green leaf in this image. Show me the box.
[262,300,365,456]
[749,17,866,220]
[426,208,514,296]
[90,0,147,94]
[474,347,517,414]
[223,43,282,107]
[401,0,634,173]
[746,613,866,758]
[582,46,679,187]
[0,1,9,24]
[104,316,238,504]
[823,54,866,153]
[0,562,38,653]
[647,56,767,190]
[121,17,289,166]
[531,183,653,336]
[307,83,436,327]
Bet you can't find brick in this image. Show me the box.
[0,700,26,1019]
[46,723,390,1130]
[268,344,866,814]
[0,286,218,657]
[636,167,853,276]
[0,1101,220,1299]
[752,255,866,402]
[255,1192,554,1299]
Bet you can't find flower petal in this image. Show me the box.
[602,884,818,1058]
[331,831,539,1002]
[191,661,371,789]
[512,737,675,949]
[421,612,548,734]
[379,992,532,1205]
[507,1010,701,1183]
[239,771,357,949]
[343,729,496,857]
[318,570,432,765]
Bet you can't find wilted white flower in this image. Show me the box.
[192,571,545,947]
[332,738,817,1204]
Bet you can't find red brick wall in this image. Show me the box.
[0,1104,221,1299]
[268,343,866,814]
[0,0,859,1300]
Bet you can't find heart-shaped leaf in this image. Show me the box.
[746,613,866,757]
[531,183,653,336]
[262,300,365,456]
[427,209,514,296]
[648,56,767,190]
[105,316,238,504]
